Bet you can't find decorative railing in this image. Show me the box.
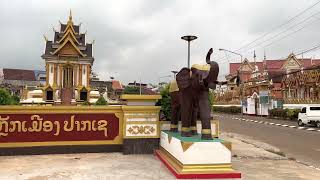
[284,98,320,104]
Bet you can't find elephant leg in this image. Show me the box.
[191,106,198,135]
[170,92,180,132]
[198,90,212,140]
[180,87,193,137]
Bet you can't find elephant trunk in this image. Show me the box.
[206,48,213,64]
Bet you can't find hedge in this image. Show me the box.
[269,108,300,120]
[212,106,241,114]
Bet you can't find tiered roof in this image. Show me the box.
[42,11,93,59]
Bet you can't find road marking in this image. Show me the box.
[231,116,320,132]
[306,128,316,131]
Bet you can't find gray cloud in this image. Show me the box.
[1,0,320,84]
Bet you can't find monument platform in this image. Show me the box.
[155,130,241,179]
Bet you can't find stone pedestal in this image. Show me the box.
[155,131,241,179]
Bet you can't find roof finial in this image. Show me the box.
[43,34,48,42]
[69,9,72,21]
[264,49,266,60]
[253,50,256,64]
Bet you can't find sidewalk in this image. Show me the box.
[0,133,319,180]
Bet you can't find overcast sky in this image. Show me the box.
[1,0,320,84]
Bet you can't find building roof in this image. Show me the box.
[3,68,36,81]
[42,12,93,59]
[229,58,320,75]
[112,80,124,90]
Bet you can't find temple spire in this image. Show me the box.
[69,9,73,21]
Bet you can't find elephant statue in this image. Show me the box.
[175,48,221,140]
[168,79,181,132]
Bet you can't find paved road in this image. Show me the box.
[217,113,320,168]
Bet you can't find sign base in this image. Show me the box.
[156,131,241,179]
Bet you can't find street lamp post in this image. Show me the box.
[171,70,178,79]
[218,48,243,62]
[218,48,244,116]
[181,35,197,68]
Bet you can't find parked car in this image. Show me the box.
[298,105,320,128]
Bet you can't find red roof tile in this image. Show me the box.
[112,80,123,90]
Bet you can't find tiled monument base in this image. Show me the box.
[155,131,241,179]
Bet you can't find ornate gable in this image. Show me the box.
[239,58,254,72]
[281,53,302,70]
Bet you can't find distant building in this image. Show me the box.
[217,53,320,115]
[0,68,43,96]
[127,82,158,95]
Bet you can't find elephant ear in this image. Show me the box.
[176,68,191,89]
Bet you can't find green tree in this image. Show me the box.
[95,96,108,105]
[123,86,140,94]
[0,88,13,105]
[156,85,171,120]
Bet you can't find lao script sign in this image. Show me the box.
[0,113,121,146]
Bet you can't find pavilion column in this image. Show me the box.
[87,64,90,88]
[59,65,63,88]
[79,64,83,87]
[53,64,58,87]
[46,63,49,85]
[74,65,78,87]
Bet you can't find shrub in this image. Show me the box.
[156,85,171,121]
[269,108,300,120]
[10,95,20,105]
[286,109,300,120]
[212,106,241,114]
[82,101,91,106]
[0,88,14,105]
[95,96,108,105]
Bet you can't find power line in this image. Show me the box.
[236,0,320,53]
[215,0,320,62]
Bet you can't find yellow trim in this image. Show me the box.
[52,37,86,57]
[0,106,123,114]
[170,124,178,128]
[190,126,197,130]
[201,129,211,135]
[181,142,194,152]
[191,64,210,71]
[158,147,234,174]
[181,127,190,132]
[58,28,80,44]
[125,121,158,125]
[211,120,219,138]
[0,138,122,148]
[121,94,162,100]
[221,141,232,151]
